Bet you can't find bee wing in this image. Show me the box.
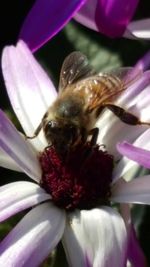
[58,51,94,91]
[86,67,143,112]
[98,66,143,101]
[103,66,143,88]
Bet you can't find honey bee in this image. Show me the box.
[28,52,150,155]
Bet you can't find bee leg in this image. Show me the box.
[89,127,99,146]
[80,128,99,170]
[25,122,43,140]
[105,104,150,126]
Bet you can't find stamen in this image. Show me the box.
[39,143,114,211]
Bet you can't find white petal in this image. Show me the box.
[63,207,127,267]
[0,147,21,172]
[0,181,51,222]
[0,109,41,181]
[111,175,150,204]
[124,19,150,40]
[113,128,150,182]
[2,40,57,150]
[0,202,66,267]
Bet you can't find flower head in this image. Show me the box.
[40,143,113,210]
[19,0,150,52]
[0,41,150,266]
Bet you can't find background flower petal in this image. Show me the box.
[134,51,150,73]
[95,0,139,37]
[19,0,86,52]
[111,175,150,204]
[0,181,50,222]
[74,0,98,31]
[63,207,127,267]
[2,40,57,150]
[124,19,150,40]
[0,109,41,181]
[0,202,65,267]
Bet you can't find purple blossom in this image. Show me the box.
[19,0,150,52]
[75,0,139,37]
[19,0,87,52]
[75,0,150,40]
[0,40,150,266]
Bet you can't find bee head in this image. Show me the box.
[44,119,82,155]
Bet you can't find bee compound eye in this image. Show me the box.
[47,120,57,128]
[46,121,61,135]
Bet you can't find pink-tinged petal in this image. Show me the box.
[113,129,150,182]
[117,141,150,169]
[95,0,139,37]
[2,40,57,150]
[0,109,41,181]
[19,0,87,52]
[97,71,150,158]
[74,0,98,31]
[0,147,21,172]
[0,181,51,222]
[111,176,150,205]
[124,19,150,40]
[127,224,148,267]
[135,51,150,73]
[0,202,65,267]
[63,207,127,267]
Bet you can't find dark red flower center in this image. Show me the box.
[39,143,114,211]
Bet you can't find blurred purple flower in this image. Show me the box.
[19,0,150,52]
[19,0,87,52]
[75,0,150,40]
[75,0,139,37]
[0,41,150,266]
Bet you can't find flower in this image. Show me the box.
[19,0,87,52]
[75,0,150,40]
[19,0,150,52]
[0,40,150,266]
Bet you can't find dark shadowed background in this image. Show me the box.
[0,1,150,266]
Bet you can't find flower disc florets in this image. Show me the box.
[39,143,114,211]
